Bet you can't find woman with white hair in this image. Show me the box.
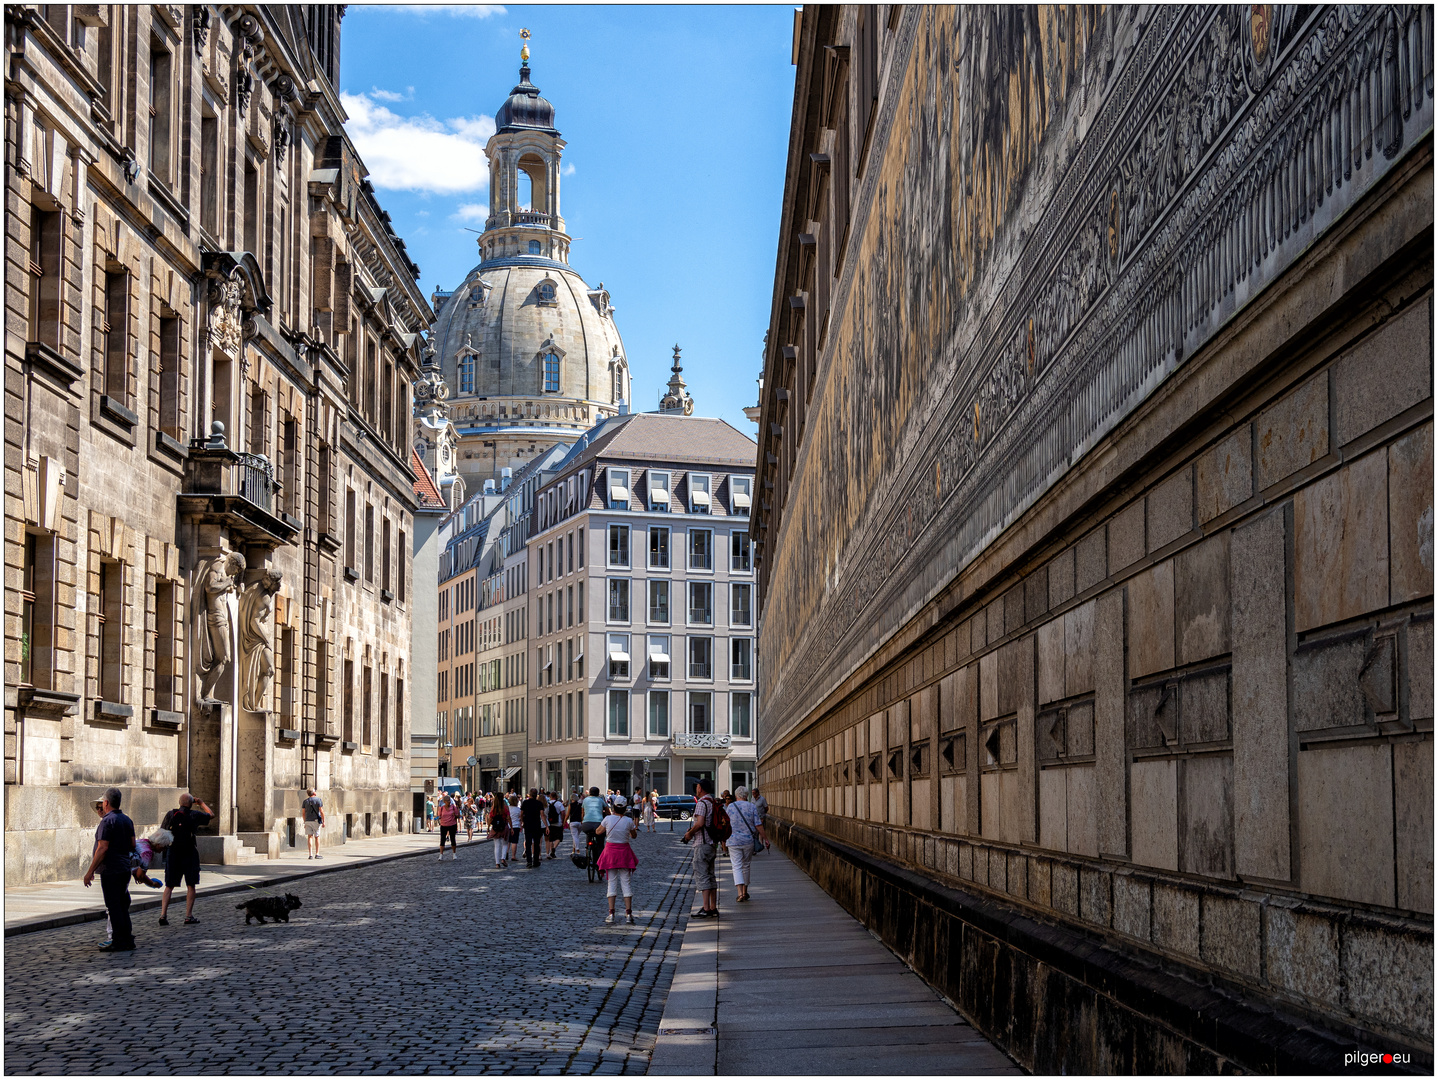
[724,786,768,903]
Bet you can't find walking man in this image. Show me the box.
[84,788,136,951]
[681,779,721,919]
[302,788,325,859]
[160,792,213,925]
[520,788,546,868]
[753,787,769,829]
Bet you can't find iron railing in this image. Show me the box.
[672,732,732,750]
[236,453,275,512]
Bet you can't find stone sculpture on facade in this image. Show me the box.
[195,551,247,702]
[239,570,283,714]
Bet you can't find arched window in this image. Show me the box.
[537,281,556,303]
[528,240,542,255]
[612,364,624,404]
[543,353,560,393]
[459,352,474,394]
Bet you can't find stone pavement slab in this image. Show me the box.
[648,845,1020,1075]
[5,830,488,934]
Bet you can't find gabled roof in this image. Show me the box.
[411,449,447,510]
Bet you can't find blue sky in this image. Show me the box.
[340,4,796,431]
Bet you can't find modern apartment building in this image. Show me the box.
[527,410,759,798]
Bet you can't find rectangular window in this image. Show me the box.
[27,206,61,350]
[200,112,219,234]
[731,637,753,681]
[396,676,405,748]
[158,315,181,439]
[345,489,356,570]
[731,692,752,739]
[578,526,585,569]
[20,534,37,687]
[148,42,173,186]
[731,530,751,573]
[607,579,630,623]
[97,559,122,701]
[648,579,669,624]
[608,467,630,509]
[688,692,712,734]
[281,415,299,516]
[578,581,585,624]
[607,633,630,681]
[688,473,711,513]
[688,581,713,626]
[648,634,671,681]
[688,635,713,680]
[398,530,407,602]
[364,504,375,582]
[154,578,176,711]
[566,585,574,627]
[547,591,555,634]
[382,517,392,595]
[689,528,713,570]
[342,657,354,741]
[649,691,670,737]
[729,475,752,514]
[243,159,259,256]
[730,583,752,627]
[608,524,629,567]
[649,470,670,511]
[248,383,267,455]
[566,692,574,739]
[317,642,330,731]
[103,268,128,398]
[361,664,372,748]
[278,624,296,723]
[649,526,670,568]
[379,671,389,747]
[607,690,629,737]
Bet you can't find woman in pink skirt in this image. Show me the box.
[596,795,639,924]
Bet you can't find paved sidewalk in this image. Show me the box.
[4,828,484,935]
[649,844,1019,1075]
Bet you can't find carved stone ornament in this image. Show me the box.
[273,121,290,166]
[235,69,254,116]
[238,570,282,714]
[236,13,264,60]
[195,551,247,703]
[208,278,243,356]
[193,7,210,57]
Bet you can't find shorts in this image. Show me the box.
[304,820,321,837]
[691,841,717,892]
[440,824,458,844]
[164,850,200,888]
[546,825,563,842]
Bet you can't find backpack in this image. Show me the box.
[701,797,732,844]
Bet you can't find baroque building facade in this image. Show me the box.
[5,5,431,883]
[426,49,631,496]
[756,5,1433,1071]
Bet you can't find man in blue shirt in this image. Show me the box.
[84,787,136,952]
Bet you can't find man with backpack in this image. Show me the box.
[681,778,727,918]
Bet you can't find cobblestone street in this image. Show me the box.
[5,829,696,1074]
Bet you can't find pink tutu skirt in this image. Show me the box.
[597,842,637,872]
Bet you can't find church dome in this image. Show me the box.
[495,66,557,134]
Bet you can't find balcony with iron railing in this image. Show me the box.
[671,732,733,750]
[178,422,300,547]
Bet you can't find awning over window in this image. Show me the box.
[690,490,711,506]
[650,487,669,503]
[649,652,671,664]
[500,766,521,780]
[609,650,630,664]
[731,491,751,510]
[610,486,630,504]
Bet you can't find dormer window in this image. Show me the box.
[689,474,711,513]
[730,475,752,513]
[649,470,670,511]
[536,280,557,305]
[459,352,475,394]
[543,352,560,393]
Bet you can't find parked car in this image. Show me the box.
[654,794,695,820]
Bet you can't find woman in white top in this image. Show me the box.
[596,795,640,924]
[642,792,657,833]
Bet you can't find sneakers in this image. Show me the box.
[626,913,635,925]
[438,853,446,861]
[691,908,719,919]
[157,917,169,926]
[604,913,615,924]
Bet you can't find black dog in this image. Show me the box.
[236,892,302,924]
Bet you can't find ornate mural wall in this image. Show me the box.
[761,4,1434,747]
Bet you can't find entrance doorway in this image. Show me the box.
[606,759,633,796]
[731,761,755,793]
[683,759,716,796]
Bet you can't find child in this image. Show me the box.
[131,827,172,888]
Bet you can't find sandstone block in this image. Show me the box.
[1052,861,1078,915]
[1410,618,1434,722]
[1030,857,1052,909]
[1265,905,1341,1008]
[1293,451,1390,632]
[1174,531,1230,665]
[1108,501,1145,575]
[1196,427,1253,524]
[1342,922,1434,1039]
[1005,584,1025,635]
[999,768,1021,845]
[1126,683,1167,750]
[1007,852,1028,898]
[1130,758,1178,871]
[1112,873,1151,942]
[1048,547,1076,608]
[1066,701,1095,757]
[1065,600,1095,696]
[1256,372,1329,490]
[1293,633,1369,731]
[1297,742,1395,907]
[1179,753,1234,878]
[1180,669,1229,744]
[1076,528,1107,594]
[1231,508,1291,881]
[1200,893,1261,980]
[1039,767,1066,851]
[997,637,1027,716]
[1333,300,1432,448]
[1128,561,1175,679]
[1066,764,1097,857]
[1080,867,1111,928]
[1025,567,1049,624]
[1152,883,1200,958]
[1037,618,1065,705]
[980,771,1002,842]
[1393,738,1433,914]
[1388,421,1434,605]
[1148,468,1194,552]
[1094,591,1127,857]
[980,650,999,722]
[989,845,1008,891]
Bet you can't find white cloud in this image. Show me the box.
[368,86,413,103]
[340,91,495,194]
[389,4,507,19]
[562,162,576,176]
[453,203,489,222]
